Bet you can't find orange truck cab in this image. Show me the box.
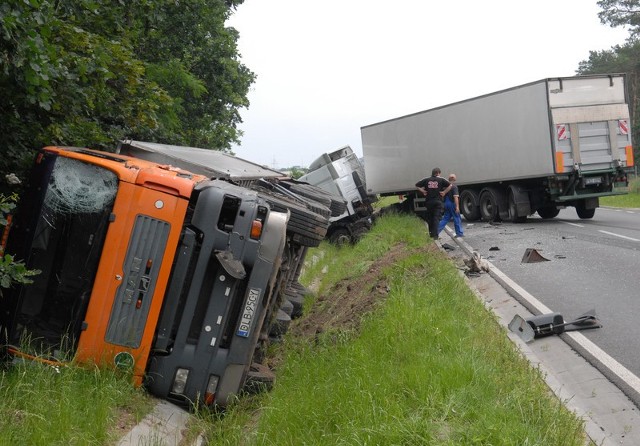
[1,147,208,383]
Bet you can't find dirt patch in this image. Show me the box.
[290,242,438,340]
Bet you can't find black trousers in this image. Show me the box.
[425,200,444,239]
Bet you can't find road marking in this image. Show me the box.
[448,230,640,398]
[563,222,584,228]
[598,230,640,242]
[626,211,636,214]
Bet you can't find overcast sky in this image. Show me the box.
[226,1,630,169]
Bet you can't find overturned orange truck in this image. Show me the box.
[0,142,337,407]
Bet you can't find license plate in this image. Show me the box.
[584,176,602,185]
[237,288,261,337]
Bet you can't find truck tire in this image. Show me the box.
[286,292,305,319]
[243,363,276,394]
[328,228,351,246]
[280,298,294,317]
[479,188,500,222]
[537,206,560,219]
[576,203,596,219]
[460,189,481,221]
[268,309,291,337]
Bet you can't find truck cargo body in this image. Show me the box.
[361,74,634,221]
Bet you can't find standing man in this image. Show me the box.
[415,168,450,240]
[437,173,464,238]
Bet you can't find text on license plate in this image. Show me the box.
[584,177,602,185]
[237,288,261,337]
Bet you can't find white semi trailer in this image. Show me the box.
[361,74,634,222]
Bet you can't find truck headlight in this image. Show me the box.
[172,368,190,394]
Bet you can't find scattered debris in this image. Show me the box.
[561,236,575,240]
[554,255,566,259]
[521,248,550,263]
[441,243,456,251]
[463,251,490,274]
[509,310,601,343]
[489,246,500,251]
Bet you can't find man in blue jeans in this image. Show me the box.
[437,173,464,238]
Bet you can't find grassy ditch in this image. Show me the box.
[0,358,152,445]
[601,176,640,208]
[201,212,586,445]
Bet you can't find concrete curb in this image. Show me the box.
[440,227,640,445]
[117,400,203,446]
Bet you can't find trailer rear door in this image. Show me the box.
[549,75,633,173]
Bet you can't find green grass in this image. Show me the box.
[202,213,586,445]
[601,176,640,208]
[0,359,153,445]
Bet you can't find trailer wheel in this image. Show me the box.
[479,189,500,222]
[576,202,596,219]
[537,206,560,219]
[460,190,481,221]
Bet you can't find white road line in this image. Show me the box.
[598,230,640,242]
[563,222,584,228]
[452,232,640,398]
[626,211,636,214]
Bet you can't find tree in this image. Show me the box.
[598,0,640,35]
[132,0,255,150]
[581,1,640,163]
[0,0,254,190]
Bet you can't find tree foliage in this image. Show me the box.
[598,0,640,35]
[0,0,254,186]
[580,1,640,162]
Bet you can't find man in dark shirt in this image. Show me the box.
[415,167,450,240]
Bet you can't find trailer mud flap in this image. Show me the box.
[105,215,170,347]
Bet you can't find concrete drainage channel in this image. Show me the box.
[439,226,640,446]
[117,400,201,446]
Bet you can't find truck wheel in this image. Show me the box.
[268,309,291,337]
[328,228,351,246]
[576,203,596,219]
[479,189,499,222]
[460,190,481,221]
[243,363,276,394]
[537,206,560,219]
[286,292,305,319]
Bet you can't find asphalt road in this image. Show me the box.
[456,206,640,379]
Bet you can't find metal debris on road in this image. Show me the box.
[521,248,550,263]
[509,310,601,343]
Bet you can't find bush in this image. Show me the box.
[0,192,40,297]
